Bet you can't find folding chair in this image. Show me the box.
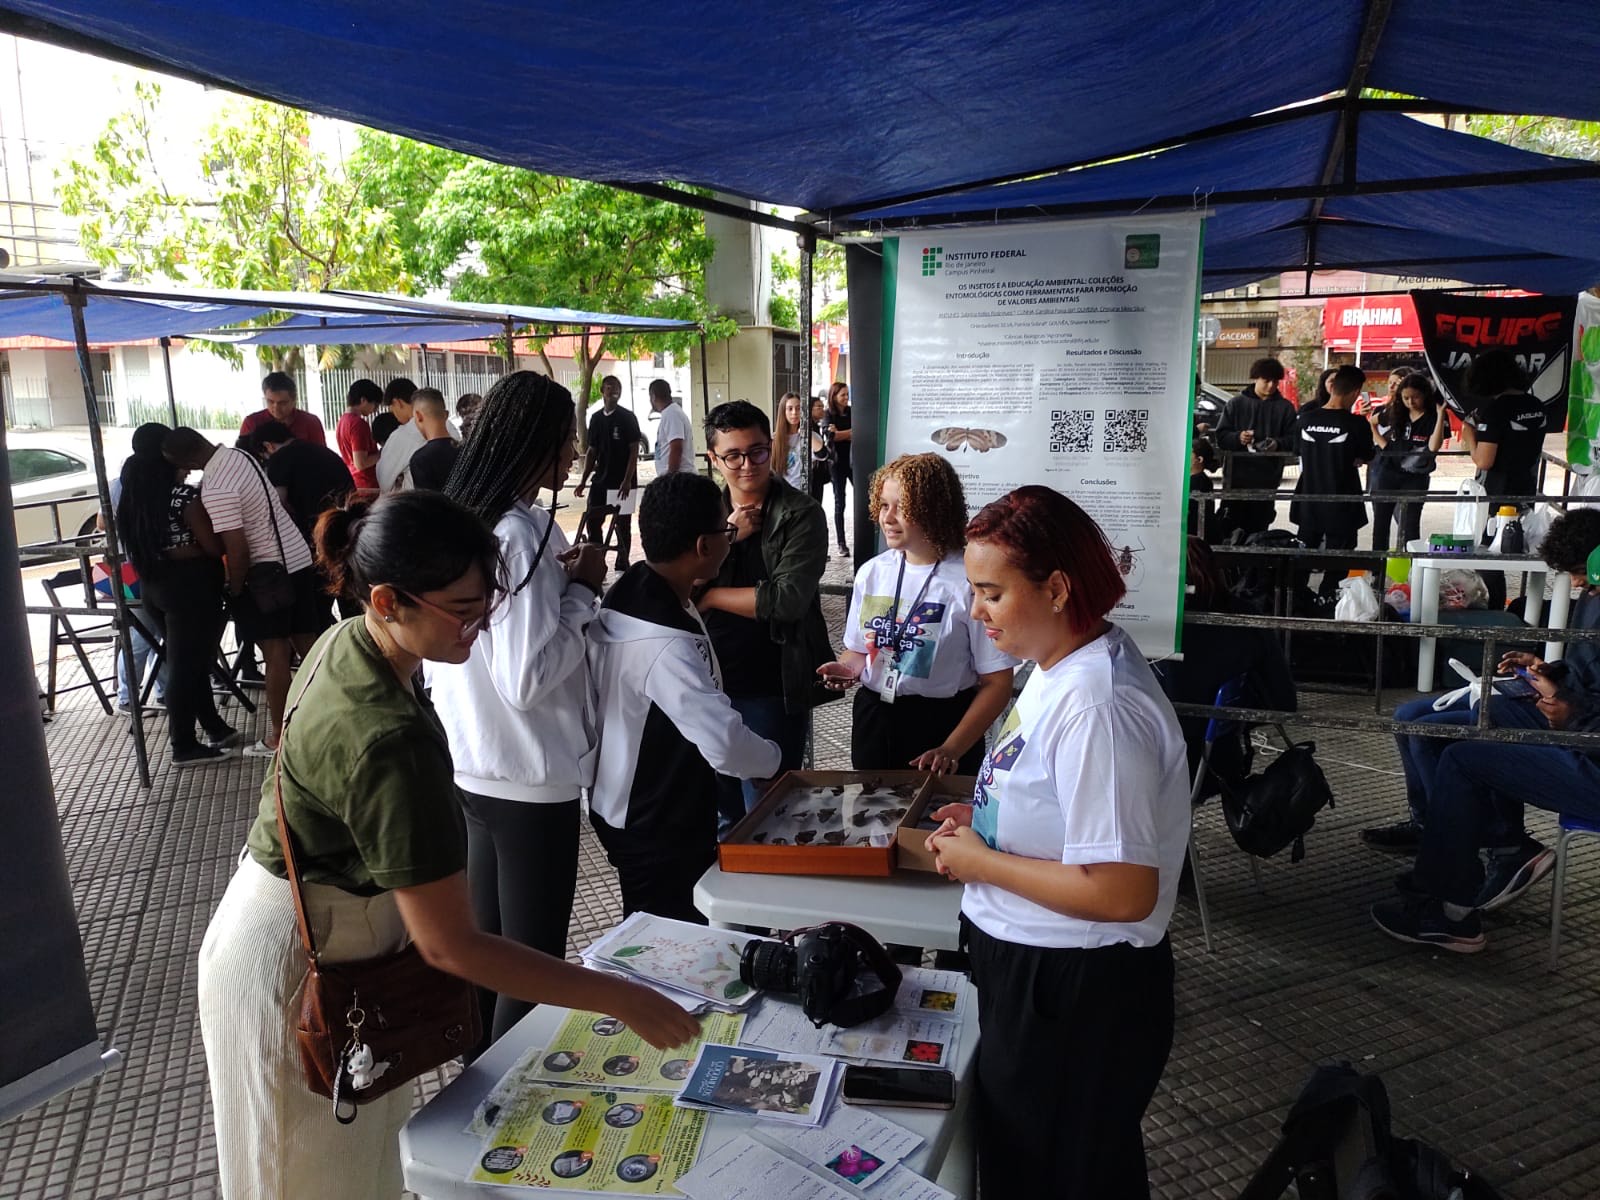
[40,568,120,713]
[1548,813,1600,970]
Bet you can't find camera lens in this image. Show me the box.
[738,939,797,993]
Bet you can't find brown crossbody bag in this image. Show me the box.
[274,632,481,1123]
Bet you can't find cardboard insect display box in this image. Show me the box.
[893,773,978,877]
[719,771,938,878]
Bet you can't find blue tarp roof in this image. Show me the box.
[852,113,1600,292]
[1,1,1598,291]
[0,280,697,345]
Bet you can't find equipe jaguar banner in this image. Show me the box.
[1412,291,1577,424]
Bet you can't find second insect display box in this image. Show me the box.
[719,770,931,877]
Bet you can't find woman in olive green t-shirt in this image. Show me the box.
[197,491,698,1200]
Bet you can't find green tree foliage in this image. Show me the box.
[769,240,848,328]
[1463,115,1600,162]
[58,83,406,366]
[350,131,735,418]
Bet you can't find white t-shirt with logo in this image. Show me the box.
[653,402,696,475]
[842,550,1016,699]
[962,624,1190,949]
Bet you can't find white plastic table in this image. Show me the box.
[1407,555,1572,690]
[694,864,966,950]
[400,987,979,1199]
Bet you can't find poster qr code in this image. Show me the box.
[1048,409,1094,453]
[1102,408,1150,453]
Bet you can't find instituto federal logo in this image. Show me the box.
[920,246,943,276]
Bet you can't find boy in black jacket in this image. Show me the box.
[588,472,781,921]
[1215,357,1298,538]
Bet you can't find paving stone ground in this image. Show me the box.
[5,543,1600,1198]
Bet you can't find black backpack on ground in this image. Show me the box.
[1220,734,1333,863]
[1241,1064,1508,1200]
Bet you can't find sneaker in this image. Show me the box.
[1474,844,1557,912]
[205,727,244,750]
[243,739,279,759]
[1371,895,1485,953]
[172,744,232,768]
[114,702,161,719]
[836,543,850,558]
[1360,820,1423,855]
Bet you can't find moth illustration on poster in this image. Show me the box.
[880,215,1204,656]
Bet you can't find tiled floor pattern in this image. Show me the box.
[6,584,1600,1197]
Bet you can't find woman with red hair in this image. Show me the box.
[925,484,1189,1198]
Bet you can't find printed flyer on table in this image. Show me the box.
[468,1085,706,1194]
[881,215,1204,655]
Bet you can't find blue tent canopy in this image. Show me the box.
[0,1,1597,290]
[0,280,698,345]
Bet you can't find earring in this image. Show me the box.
[384,615,395,623]
[1052,604,1061,613]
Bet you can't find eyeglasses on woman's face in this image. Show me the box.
[397,589,491,643]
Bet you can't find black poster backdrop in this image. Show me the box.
[1412,292,1577,428]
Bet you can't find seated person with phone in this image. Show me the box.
[1368,508,1600,952]
[1362,507,1600,858]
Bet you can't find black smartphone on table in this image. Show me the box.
[840,1065,956,1110]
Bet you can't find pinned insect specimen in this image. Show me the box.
[822,830,849,845]
[814,808,837,825]
[751,831,768,843]
[932,427,1008,453]
[795,830,818,845]
[770,836,789,846]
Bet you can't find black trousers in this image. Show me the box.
[460,792,580,1048]
[851,685,985,776]
[829,457,851,547]
[964,917,1174,1198]
[1369,474,1427,554]
[143,558,230,751]
[591,813,715,924]
[1295,524,1360,598]
[583,488,633,566]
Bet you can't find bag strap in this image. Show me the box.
[241,449,290,567]
[273,631,345,963]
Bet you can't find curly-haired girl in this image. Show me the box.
[818,453,1016,773]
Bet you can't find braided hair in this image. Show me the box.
[116,424,176,580]
[443,371,576,592]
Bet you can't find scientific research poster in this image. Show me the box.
[881,216,1203,654]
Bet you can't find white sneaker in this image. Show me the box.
[243,739,279,758]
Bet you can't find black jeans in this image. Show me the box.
[591,813,716,924]
[143,558,230,752]
[583,487,633,567]
[829,456,851,548]
[460,792,580,1048]
[1370,473,1427,554]
[851,685,984,775]
[964,917,1174,1198]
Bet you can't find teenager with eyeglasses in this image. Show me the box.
[431,371,608,1050]
[697,400,835,829]
[588,471,781,920]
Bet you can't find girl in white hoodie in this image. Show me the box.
[431,372,607,1046]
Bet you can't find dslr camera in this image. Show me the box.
[738,921,902,1029]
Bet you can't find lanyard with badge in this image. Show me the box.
[878,554,936,704]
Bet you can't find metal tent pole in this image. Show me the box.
[503,319,515,374]
[68,291,150,787]
[159,336,178,426]
[797,232,816,767]
[420,343,431,385]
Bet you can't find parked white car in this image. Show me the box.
[9,446,103,551]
